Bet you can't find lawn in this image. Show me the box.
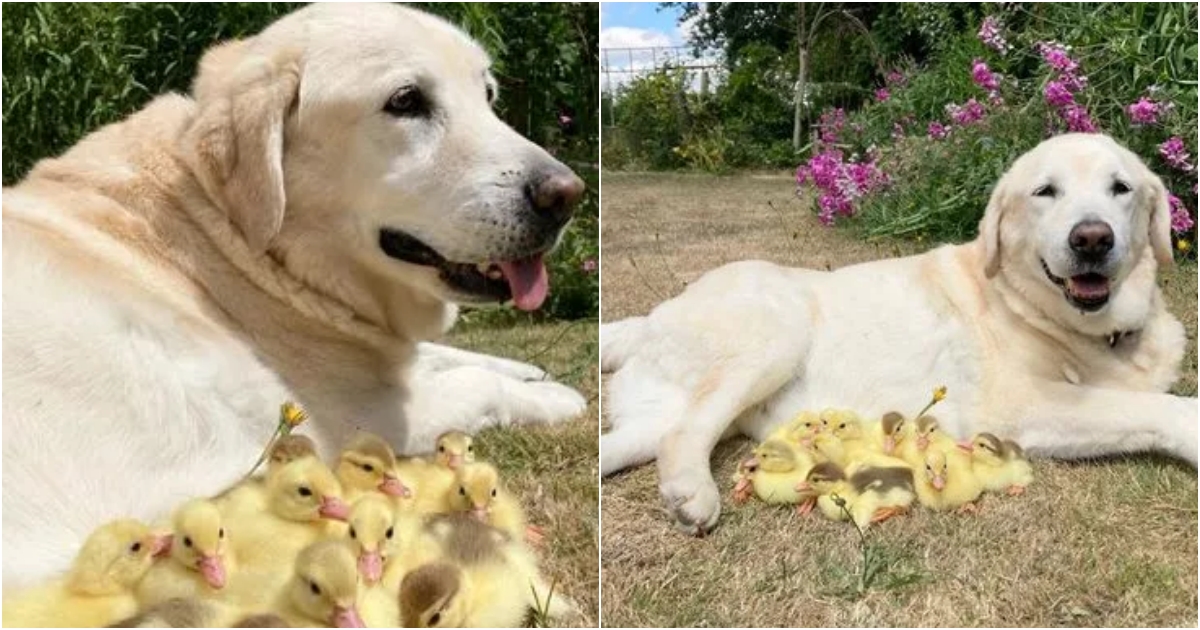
[447,318,599,627]
[599,172,1198,627]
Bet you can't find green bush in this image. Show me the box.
[2,2,598,320]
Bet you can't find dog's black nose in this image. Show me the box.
[526,169,584,226]
[1068,220,1114,260]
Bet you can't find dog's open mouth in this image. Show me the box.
[378,228,548,311]
[1041,259,1110,312]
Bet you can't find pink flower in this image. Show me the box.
[978,16,1009,54]
[927,121,949,140]
[816,108,847,146]
[1037,42,1079,75]
[885,70,907,87]
[1043,81,1075,109]
[797,149,889,227]
[946,99,986,126]
[875,87,891,103]
[1062,104,1096,133]
[1126,97,1162,125]
[971,59,1000,93]
[581,259,597,274]
[1159,137,1195,172]
[1169,194,1195,234]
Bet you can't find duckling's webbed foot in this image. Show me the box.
[1005,485,1026,497]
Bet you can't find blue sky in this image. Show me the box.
[600,2,688,49]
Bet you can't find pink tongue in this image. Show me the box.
[498,254,549,311]
[199,555,226,589]
[1069,275,1109,298]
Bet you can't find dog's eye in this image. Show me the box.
[384,86,429,117]
[1111,180,1131,195]
[1033,184,1057,198]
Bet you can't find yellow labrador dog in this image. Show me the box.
[601,134,1195,534]
[3,4,586,584]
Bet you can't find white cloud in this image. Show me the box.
[599,26,674,50]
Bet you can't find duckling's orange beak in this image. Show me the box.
[358,551,384,584]
[378,474,411,498]
[470,506,490,522]
[318,496,351,521]
[332,605,365,628]
[447,454,464,470]
[931,475,945,491]
[956,440,974,453]
[883,436,896,454]
[795,481,811,493]
[198,554,226,589]
[916,435,930,450]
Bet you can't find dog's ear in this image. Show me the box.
[182,38,300,252]
[979,173,1012,279]
[1143,169,1175,269]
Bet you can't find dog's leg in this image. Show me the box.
[399,365,586,452]
[414,342,548,381]
[1018,382,1197,466]
[600,317,646,373]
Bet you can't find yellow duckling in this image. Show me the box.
[765,410,823,448]
[3,520,171,627]
[337,431,413,503]
[448,462,541,545]
[813,415,910,470]
[898,414,960,467]
[965,433,1034,496]
[872,411,911,456]
[278,540,366,628]
[795,461,915,529]
[913,447,983,513]
[433,430,476,471]
[398,431,477,515]
[137,499,232,607]
[220,457,351,574]
[399,516,577,627]
[346,495,400,586]
[739,439,816,510]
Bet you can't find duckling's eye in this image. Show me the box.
[490,488,497,497]
[349,527,357,540]
[925,464,932,472]
[183,536,193,548]
[467,445,474,453]
[361,463,375,473]
[438,445,446,453]
[429,612,442,626]
[385,527,394,539]
[838,423,846,430]
[309,580,321,596]
[298,486,313,497]
[218,528,225,539]
[129,542,142,554]
[458,486,466,496]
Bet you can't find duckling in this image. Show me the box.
[336,432,412,503]
[400,515,577,627]
[740,439,816,512]
[965,433,1034,496]
[795,462,915,529]
[346,495,400,585]
[913,447,983,513]
[873,411,911,456]
[221,457,351,574]
[137,499,232,607]
[898,414,962,465]
[765,410,822,448]
[4,519,171,627]
[395,431,477,515]
[278,540,366,628]
[813,415,911,470]
[433,430,476,471]
[448,462,542,545]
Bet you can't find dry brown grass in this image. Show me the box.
[447,319,598,627]
[599,172,1198,628]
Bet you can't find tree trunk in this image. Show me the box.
[792,3,808,152]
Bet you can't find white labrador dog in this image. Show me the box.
[3,3,588,585]
[601,134,1196,534]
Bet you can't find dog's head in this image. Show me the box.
[979,133,1173,334]
[182,4,583,336]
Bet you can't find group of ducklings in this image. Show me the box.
[732,409,1034,530]
[3,429,576,628]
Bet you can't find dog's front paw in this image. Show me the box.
[516,381,587,424]
[660,472,722,536]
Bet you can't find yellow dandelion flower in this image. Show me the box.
[1177,239,1191,253]
[280,401,308,428]
[933,386,947,402]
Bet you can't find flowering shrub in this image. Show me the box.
[796,5,1196,257]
